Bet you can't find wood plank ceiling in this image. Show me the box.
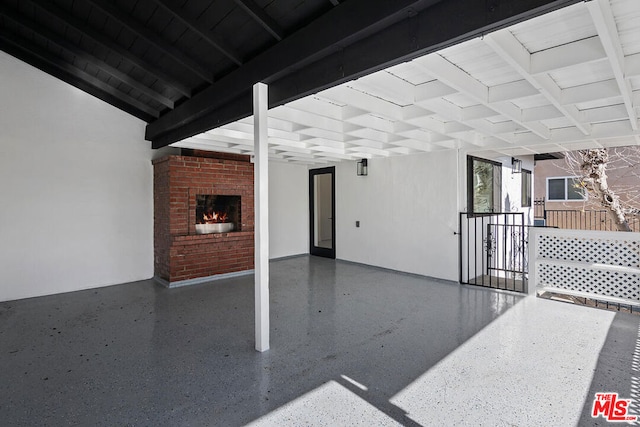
[0,0,583,159]
[174,0,640,164]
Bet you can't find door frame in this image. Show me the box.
[309,166,336,259]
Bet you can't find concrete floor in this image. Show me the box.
[0,256,637,426]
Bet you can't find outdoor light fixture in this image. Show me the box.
[511,157,522,174]
[356,158,368,176]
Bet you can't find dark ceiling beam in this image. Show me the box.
[150,90,248,148]
[146,0,441,142]
[149,0,583,149]
[29,0,192,98]
[0,4,174,109]
[0,31,159,121]
[232,0,285,41]
[86,0,213,83]
[328,0,340,5]
[150,0,243,65]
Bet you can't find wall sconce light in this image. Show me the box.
[356,158,368,176]
[511,157,522,174]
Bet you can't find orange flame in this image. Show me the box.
[203,210,228,224]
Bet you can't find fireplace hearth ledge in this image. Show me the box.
[154,269,255,289]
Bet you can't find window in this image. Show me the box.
[467,156,502,213]
[546,177,586,201]
[521,169,532,207]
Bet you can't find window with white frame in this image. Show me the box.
[546,177,586,201]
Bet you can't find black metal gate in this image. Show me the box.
[459,212,527,293]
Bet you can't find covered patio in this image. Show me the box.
[0,256,636,426]
[2,0,640,424]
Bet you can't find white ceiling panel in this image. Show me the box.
[439,39,522,87]
[549,58,614,89]
[510,3,595,53]
[176,0,640,164]
[540,117,576,130]
[575,96,624,111]
[508,94,552,110]
[612,0,640,56]
[385,62,434,86]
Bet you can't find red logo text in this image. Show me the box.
[591,392,637,422]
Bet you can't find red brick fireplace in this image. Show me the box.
[153,151,254,286]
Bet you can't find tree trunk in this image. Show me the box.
[580,149,632,232]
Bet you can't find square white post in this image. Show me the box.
[253,82,269,352]
[527,227,538,296]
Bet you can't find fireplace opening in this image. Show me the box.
[195,195,241,234]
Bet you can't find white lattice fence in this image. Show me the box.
[529,228,640,306]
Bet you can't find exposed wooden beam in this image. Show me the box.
[233,0,284,41]
[0,4,174,109]
[148,0,582,148]
[529,36,606,74]
[147,0,443,143]
[587,0,638,130]
[0,31,159,121]
[561,79,620,105]
[581,104,629,123]
[483,30,590,135]
[86,0,213,83]
[28,0,192,98]
[488,80,538,103]
[150,0,243,65]
[417,97,515,144]
[386,52,552,139]
[626,53,640,77]
[151,90,251,148]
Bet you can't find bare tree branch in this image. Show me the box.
[561,147,640,231]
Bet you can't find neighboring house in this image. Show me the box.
[534,151,640,231]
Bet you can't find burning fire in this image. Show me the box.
[201,210,228,224]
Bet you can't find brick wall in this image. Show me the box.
[153,155,254,284]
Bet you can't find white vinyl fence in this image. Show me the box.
[528,227,640,306]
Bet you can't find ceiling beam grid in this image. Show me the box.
[416,97,516,145]
[586,0,638,130]
[483,30,591,135]
[412,54,552,139]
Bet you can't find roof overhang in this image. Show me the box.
[173,0,640,164]
[146,0,581,149]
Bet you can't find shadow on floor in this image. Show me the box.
[578,312,640,426]
[0,256,524,426]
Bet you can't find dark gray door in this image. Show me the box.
[309,167,335,259]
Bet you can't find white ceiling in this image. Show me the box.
[173,0,640,165]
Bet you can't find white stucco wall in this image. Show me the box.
[499,155,535,226]
[334,150,461,281]
[269,161,309,258]
[0,51,157,302]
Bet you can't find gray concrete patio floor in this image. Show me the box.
[0,255,637,426]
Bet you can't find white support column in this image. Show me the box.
[253,82,269,352]
[527,227,538,296]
